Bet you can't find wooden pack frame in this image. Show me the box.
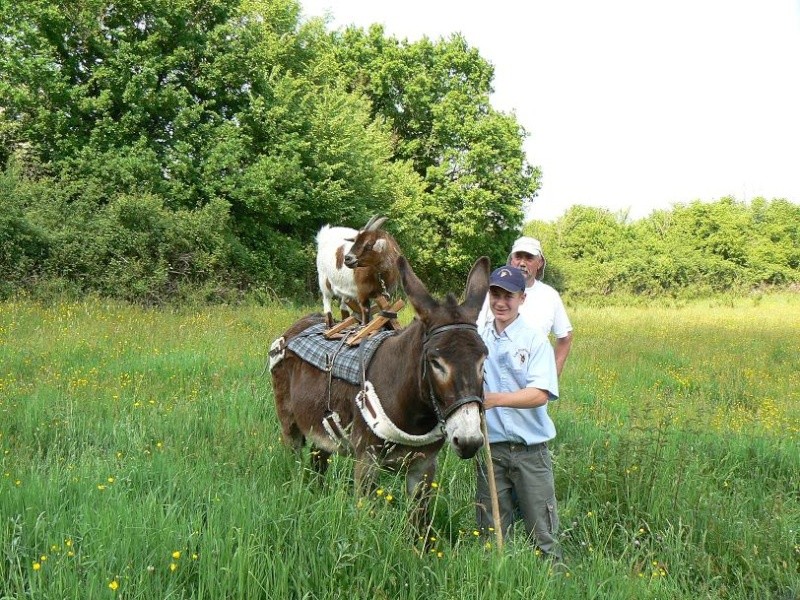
[323,296,405,345]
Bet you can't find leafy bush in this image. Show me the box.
[529,197,800,300]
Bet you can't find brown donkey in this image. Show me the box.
[270,256,489,536]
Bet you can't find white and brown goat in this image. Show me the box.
[315,215,401,327]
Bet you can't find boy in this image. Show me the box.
[476,265,562,558]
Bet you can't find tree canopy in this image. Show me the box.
[330,26,539,287]
[2,1,797,303]
[1,0,536,301]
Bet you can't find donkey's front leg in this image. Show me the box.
[406,453,438,546]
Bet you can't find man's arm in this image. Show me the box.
[484,387,550,410]
[554,331,573,377]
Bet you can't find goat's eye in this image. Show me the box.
[364,243,373,251]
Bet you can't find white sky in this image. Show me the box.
[299,0,800,222]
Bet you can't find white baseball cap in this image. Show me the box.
[510,236,543,257]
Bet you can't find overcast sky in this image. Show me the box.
[300,0,800,222]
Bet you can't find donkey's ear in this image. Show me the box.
[398,256,437,320]
[462,256,490,316]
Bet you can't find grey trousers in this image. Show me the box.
[476,442,561,558]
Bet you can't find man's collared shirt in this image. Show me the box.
[481,315,559,445]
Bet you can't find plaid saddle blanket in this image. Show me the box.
[285,322,397,385]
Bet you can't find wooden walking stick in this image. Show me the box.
[480,411,504,551]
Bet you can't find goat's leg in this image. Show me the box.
[338,299,353,325]
[343,299,361,324]
[321,286,335,328]
[360,299,371,325]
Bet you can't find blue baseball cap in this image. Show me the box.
[489,266,526,293]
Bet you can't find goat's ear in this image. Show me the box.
[398,256,437,320]
[462,256,490,316]
[374,239,386,252]
[364,215,387,231]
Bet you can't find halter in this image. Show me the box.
[421,323,484,424]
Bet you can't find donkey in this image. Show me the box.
[270,255,490,536]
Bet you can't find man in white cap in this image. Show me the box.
[477,236,573,377]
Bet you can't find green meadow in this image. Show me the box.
[0,295,797,599]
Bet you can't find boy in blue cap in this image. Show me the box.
[477,265,562,559]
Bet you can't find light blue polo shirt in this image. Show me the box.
[481,314,559,445]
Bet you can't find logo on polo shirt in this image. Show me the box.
[514,348,529,366]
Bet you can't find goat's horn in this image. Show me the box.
[364,215,387,231]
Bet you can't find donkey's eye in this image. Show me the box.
[430,357,446,374]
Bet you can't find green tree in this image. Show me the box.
[0,156,52,295]
[748,197,800,285]
[1,0,424,298]
[330,26,540,289]
[534,197,800,299]
[535,206,632,296]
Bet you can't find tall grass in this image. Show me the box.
[0,295,797,599]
